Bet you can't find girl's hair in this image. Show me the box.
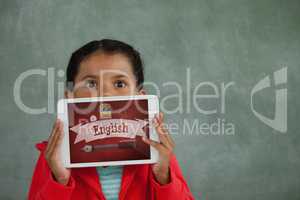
[66,39,144,90]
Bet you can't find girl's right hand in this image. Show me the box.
[44,119,71,185]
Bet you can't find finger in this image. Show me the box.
[154,122,173,149]
[165,133,175,148]
[47,119,59,143]
[155,112,164,125]
[153,113,167,135]
[154,113,163,126]
[159,112,175,148]
[160,125,175,148]
[142,136,164,152]
[153,113,175,148]
[46,119,59,152]
[159,112,164,123]
[47,120,63,156]
[153,116,164,130]
[143,136,173,160]
[152,112,175,151]
[52,121,64,154]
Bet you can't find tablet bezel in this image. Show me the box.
[57,95,159,168]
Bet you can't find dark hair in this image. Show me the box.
[66,39,144,90]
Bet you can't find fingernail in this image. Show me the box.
[153,117,157,123]
[152,118,158,126]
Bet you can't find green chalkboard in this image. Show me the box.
[0,0,300,199]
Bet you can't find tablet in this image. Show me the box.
[57,95,159,168]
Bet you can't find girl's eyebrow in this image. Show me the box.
[112,74,129,79]
[80,75,98,80]
[80,74,129,80]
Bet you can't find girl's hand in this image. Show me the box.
[142,112,175,185]
[44,119,71,185]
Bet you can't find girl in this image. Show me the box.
[28,39,195,200]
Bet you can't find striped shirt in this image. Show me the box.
[96,165,123,200]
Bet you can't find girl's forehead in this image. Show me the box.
[76,52,135,79]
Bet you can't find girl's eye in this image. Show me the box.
[114,80,126,88]
[85,80,97,88]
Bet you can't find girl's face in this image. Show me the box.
[66,52,145,98]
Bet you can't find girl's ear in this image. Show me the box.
[138,88,147,95]
[64,90,73,99]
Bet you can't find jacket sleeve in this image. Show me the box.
[27,142,76,200]
[149,154,195,200]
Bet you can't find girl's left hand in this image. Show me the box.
[142,112,175,185]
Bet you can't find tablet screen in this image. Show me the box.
[67,99,150,163]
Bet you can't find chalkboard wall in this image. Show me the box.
[0,0,299,199]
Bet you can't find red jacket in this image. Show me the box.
[28,141,195,200]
